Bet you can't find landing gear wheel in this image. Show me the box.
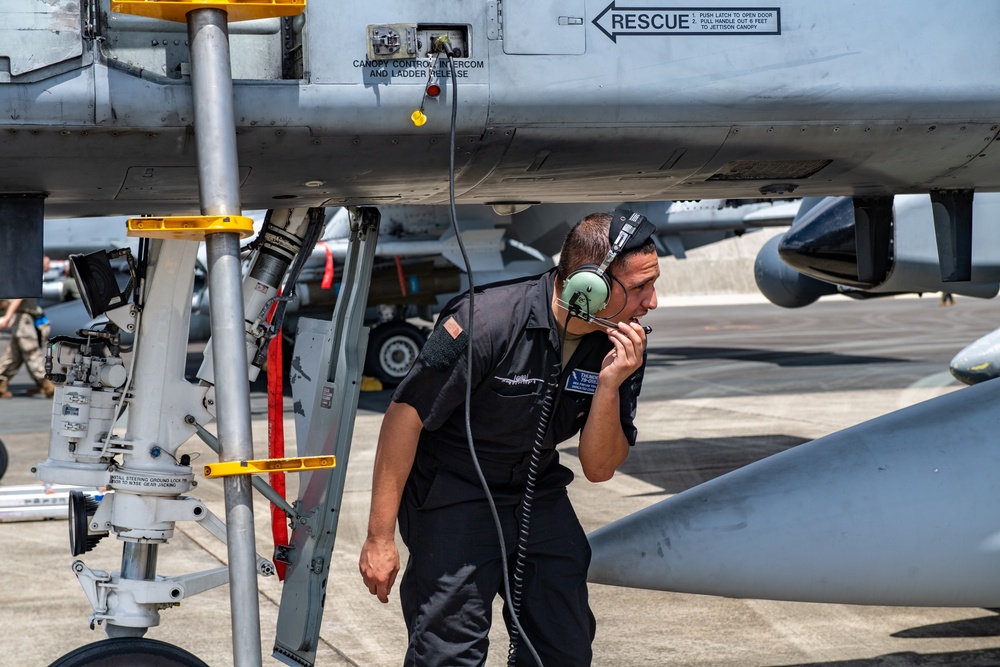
[0,438,7,482]
[365,321,427,385]
[49,638,209,667]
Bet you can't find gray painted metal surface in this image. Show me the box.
[275,208,380,667]
[0,0,85,80]
[588,376,1000,607]
[1,2,1000,214]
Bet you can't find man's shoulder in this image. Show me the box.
[476,272,546,299]
[442,271,550,313]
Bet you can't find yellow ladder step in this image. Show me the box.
[126,215,255,241]
[203,455,335,478]
[111,1,306,23]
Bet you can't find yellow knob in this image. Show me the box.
[411,109,428,127]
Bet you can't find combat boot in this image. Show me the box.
[0,377,11,399]
[27,378,56,398]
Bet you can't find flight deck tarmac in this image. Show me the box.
[3,295,1000,666]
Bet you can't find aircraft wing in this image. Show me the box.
[649,199,798,258]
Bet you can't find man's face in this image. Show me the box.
[596,250,660,324]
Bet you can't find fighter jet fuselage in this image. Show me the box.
[5,0,1000,217]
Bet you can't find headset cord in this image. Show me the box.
[507,356,563,667]
[507,309,573,665]
[440,46,544,667]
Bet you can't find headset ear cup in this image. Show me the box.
[562,266,611,316]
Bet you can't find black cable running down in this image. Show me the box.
[507,308,573,665]
[507,366,556,666]
[440,45,544,667]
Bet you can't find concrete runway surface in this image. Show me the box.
[3,295,1000,666]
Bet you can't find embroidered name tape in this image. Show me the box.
[565,369,599,395]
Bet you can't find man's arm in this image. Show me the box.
[359,400,424,603]
[578,321,646,482]
[0,299,22,330]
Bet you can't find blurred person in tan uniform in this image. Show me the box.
[0,296,54,398]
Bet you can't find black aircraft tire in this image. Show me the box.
[0,438,7,482]
[365,321,427,385]
[48,638,209,667]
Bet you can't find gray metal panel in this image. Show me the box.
[275,209,380,667]
[0,0,83,79]
[463,126,731,202]
[289,318,325,450]
[502,0,586,54]
[102,4,284,81]
[117,165,252,201]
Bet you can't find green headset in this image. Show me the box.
[561,208,651,317]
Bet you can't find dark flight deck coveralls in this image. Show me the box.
[391,268,645,666]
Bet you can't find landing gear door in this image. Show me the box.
[502,0,586,55]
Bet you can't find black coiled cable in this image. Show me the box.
[506,308,574,665]
[507,358,562,666]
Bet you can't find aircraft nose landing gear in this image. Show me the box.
[49,637,208,667]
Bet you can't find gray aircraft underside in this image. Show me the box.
[4,0,1000,218]
[13,1,1000,664]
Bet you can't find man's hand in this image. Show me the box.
[359,401,422,604]
[600,321,647,388]
[359,535,400,604]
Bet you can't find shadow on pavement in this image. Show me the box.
[776,647,1000,666]
[566,434,808,494]
[647,345,908,368]
[892,611,1000,639]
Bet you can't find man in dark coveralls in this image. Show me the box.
[359,211,660,666]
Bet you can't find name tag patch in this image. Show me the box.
[565,369,599,395]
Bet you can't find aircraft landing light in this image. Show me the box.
[111,0,306,23]
[126,215,255,241]
[203,455,335,478]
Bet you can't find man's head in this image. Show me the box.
[555,211,660,329]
